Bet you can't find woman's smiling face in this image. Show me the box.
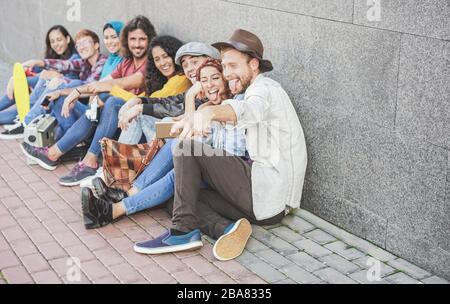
[49,29,70,56]
[200,66,227,104]
[103,27,121,54]
[152,46,176,78]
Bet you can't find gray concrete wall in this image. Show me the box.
[0,0,449,279]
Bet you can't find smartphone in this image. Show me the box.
[41,97,51,107]
[155,121,177,139]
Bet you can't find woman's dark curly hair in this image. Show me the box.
[145,35,184,95]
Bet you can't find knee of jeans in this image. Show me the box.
[106,96,125,107]
[47,78,64,90]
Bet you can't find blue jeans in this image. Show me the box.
[123,139,176,215]
[55,93,112,154]
[24,79,84,126]
[87,96,125,157]
[118,115,160,144]
[52,98,88,141]
[0,75,41,125]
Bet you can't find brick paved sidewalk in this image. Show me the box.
[0,60,448,284]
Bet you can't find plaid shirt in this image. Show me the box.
[43,54,108,83]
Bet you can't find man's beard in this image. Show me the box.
[239,73,253,92]
[131,48,147,59]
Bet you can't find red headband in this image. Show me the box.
[196,58,223,81]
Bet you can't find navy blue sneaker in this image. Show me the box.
[20,142,58,171]
[134,229,203,255]
[59,162,97,187]
[213,218,252,261]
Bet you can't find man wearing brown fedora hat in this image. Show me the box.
[132,29,307,261]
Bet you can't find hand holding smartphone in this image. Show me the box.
[155,121,177,139]
[41,96,51,107]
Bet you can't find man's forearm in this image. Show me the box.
[58,87,93,97]
[204,104,237,124]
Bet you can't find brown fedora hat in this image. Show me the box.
[212,29,273,73]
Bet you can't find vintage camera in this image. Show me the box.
[24,114,57,148]
[85,96,99,122]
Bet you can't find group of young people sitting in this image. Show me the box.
[0,15,308,261]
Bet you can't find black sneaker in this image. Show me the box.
[0,124,24,140]
[81,188,113,229]
[20,142,58,171]
[91,177,128,202]
[59,162,97,187]
[59,144,89,163]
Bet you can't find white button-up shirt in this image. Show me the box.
[228,74,308,220]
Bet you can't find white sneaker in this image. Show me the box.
[79,167,104,188]
[26,157,38,166]
[3,118,21,131]
[0,124,24,140]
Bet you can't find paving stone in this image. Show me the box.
[236,250,264,266]
[20,253,51,274]
[384,272,421,284]
[304,229,337,245]
[387,258,432,280]
[152,254,189,274]
[270,226,305,243]
[121,250,155,268]
[235,275,267,284]
[274,278,296,284]
[139,264,177,284]
[213,260,257,280]
[314,267,358,284]
[251,226,298,254]
[27,228,54,245]
[82,260,112,281]
[38,241,67,260]
[65,244,95,262]
[61,272,92,284]
[109,263,145,284]
[0,215,17,230]
[245,237,269,253]
[182,255,219,276]
[324,241,366,260]
[244,262,286,283]
[352,255,396,277]
[32,270,62,284]
[254,249,292,268]
[9,239,38,257]
[281,215,316,234]
[52,231,82,248]
[298,210,396,262]
[280,265,321,284]
[319,254,360,275]
[93,248,125,267]
[49,257,76,278]
[79,234,109,251]
[349,270,390,284]
[2,266,34,284]
[172,270,207,284]
[421,276,450,284]
[92,276,120,284]
[294,239,333,258]
[203,272,236,284]
[2,226,28,243]
[288,252,327,272]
